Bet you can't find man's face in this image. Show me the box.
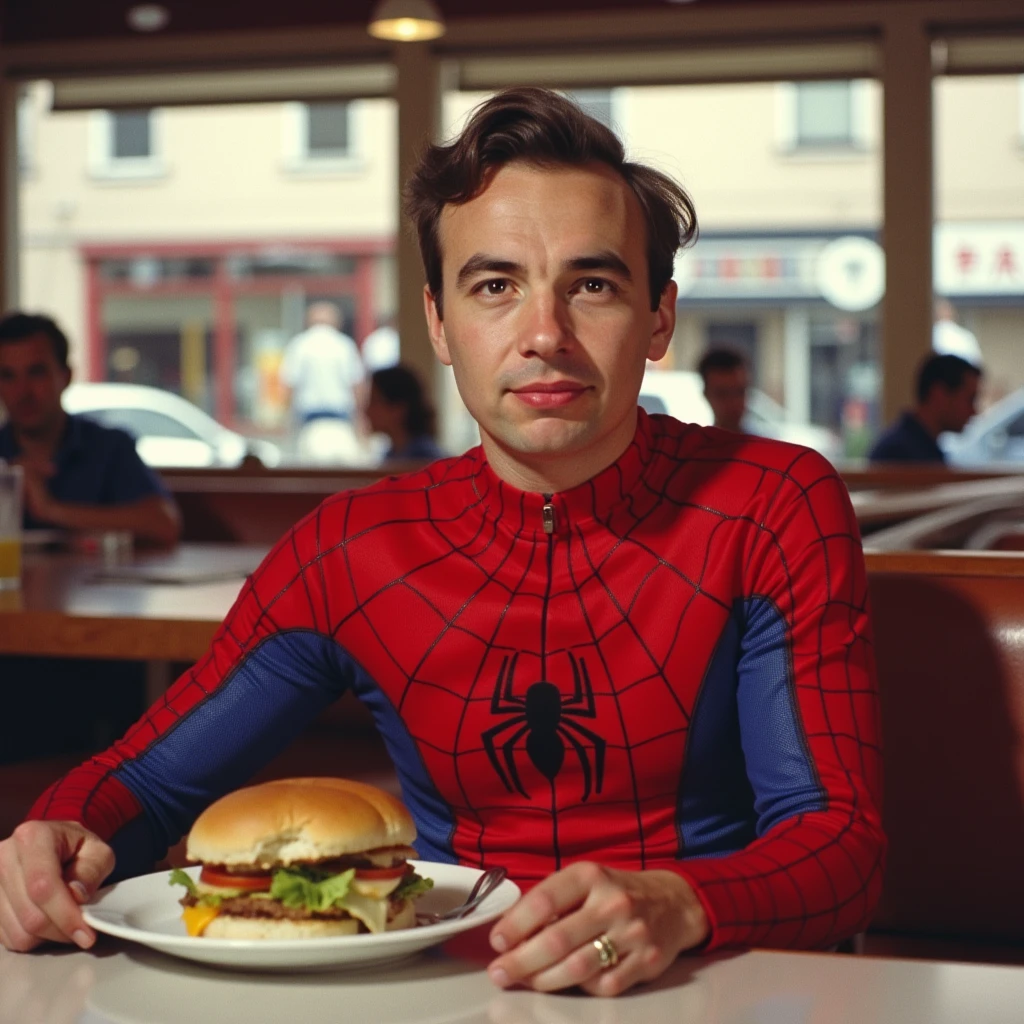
[937,373,980,434]
[703,366,748,432]
[0,333,70,436]
[424,161,675,485]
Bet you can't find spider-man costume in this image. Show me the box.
[30,410,885,950]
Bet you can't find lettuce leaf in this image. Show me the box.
[269,867,356,912]
[169,868,198,898]
[393,872,434,901]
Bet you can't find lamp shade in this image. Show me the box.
[368,0,446,42]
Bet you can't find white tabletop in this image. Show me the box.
[2,939,1023,1024]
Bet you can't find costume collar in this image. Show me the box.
[469,409,654,538]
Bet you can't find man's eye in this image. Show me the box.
[580,278,615,295]
[483,280,508,295]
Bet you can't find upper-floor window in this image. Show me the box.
[89,108,166,179]
[305,101,351,157]
[283,100,360,172]
[777,80,871,152]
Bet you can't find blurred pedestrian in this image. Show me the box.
[366,364,445,462]
[869,353,981,463]
[281,302,366,463]
[696,347,749,433]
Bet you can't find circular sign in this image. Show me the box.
[815,235,885,311]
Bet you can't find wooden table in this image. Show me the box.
[0,543,268,663]
[2,940,1023,1024]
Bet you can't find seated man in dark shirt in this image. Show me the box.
[0,312,180,545]
[869,353,981,463]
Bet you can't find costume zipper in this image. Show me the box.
[542,496,556,535]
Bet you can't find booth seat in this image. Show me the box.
[864,550,1024,960]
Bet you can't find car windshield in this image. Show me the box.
[83,406,203,442]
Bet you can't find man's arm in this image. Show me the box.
[674,448,885,950]
[2,507,356,950]
[23,468,181,546]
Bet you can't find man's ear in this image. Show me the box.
[424,286,452,366]
[647,280,677,363]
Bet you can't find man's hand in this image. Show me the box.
[487,862,709,997]
[0,821,115,952]
[13,458,57,523]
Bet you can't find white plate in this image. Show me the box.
[83,861,520,971]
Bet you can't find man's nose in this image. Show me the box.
[517,291,571,358]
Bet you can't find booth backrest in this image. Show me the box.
[865,550,1024,941]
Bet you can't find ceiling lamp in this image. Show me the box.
[367,0,446,42]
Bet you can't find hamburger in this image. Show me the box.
[170,777,433,939]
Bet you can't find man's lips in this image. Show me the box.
[510,381,590,409]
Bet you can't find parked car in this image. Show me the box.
[638,369,842,461]
[62,382,282,468]
[942,385,1024,467]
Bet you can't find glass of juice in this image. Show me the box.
[0,462,23,590]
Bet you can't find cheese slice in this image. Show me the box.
[340,892,389,934]
[182,904,220,937]
[350,874,404,900]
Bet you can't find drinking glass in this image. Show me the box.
[0,462,23,590]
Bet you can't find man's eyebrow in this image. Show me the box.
[455,255,523,288]
[564,251,633,280]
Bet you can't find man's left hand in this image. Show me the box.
[487,862,709,997]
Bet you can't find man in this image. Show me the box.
[0,312,180,545]
[281,301,366,426]
[696,347,749,433]
[869,353,981,463]
[280,301,368,464]
[0,90,883,997]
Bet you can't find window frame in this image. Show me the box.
[282,99,364,175]
[87,108,167,181]
[776,79,873,155]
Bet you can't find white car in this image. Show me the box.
[942,385,1024,467]
[62,382,282,468]
[638,369,842,461]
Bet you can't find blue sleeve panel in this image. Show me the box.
[109,630,456,879]
[677,598,826,860]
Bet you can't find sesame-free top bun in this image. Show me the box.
[186,777,416,867]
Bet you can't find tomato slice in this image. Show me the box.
[199,865,272,891]
[354,863,408,880]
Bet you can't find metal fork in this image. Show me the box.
[416,866,508,924]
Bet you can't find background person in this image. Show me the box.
[0,88,882,998]
[696,347,749,433]
[0,312,180,546]
[366,365,445,462]
[280,301,367,464]
[869,353,981,463]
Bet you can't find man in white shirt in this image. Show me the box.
[281,302,366,425]
[280,302,367,464]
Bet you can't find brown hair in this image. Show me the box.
[403,87,698,318]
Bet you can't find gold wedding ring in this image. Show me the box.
[592,932,620,969]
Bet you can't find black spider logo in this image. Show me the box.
[481,652,606,802]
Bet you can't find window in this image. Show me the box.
[284,101,360,170]
[111,110,152,159]
[777,81,872,151]
[88,108,165,178]
[306,101,350,156]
